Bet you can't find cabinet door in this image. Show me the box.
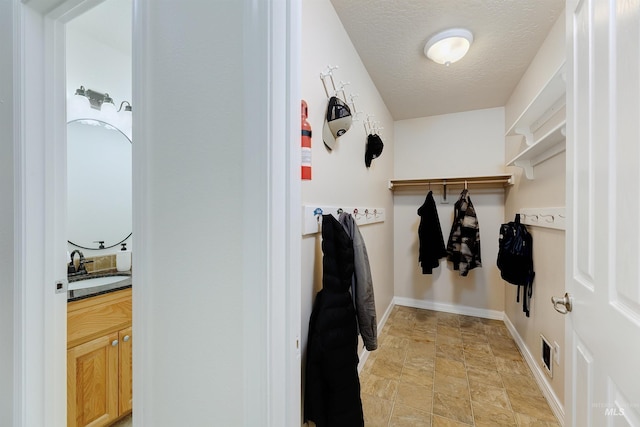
[118,327,133,415]
[67,332,119,427]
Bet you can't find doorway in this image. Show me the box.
[14,1,300,426]
[65,1,134,426]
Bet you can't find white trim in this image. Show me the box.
[286,0,303,426]
[131,0,149,424]
[42,8,68,426]
[504,314,565,426]
[358,299,395,372]
[16,5,50,425]
[393,296,504,320]
[13,3,26,424]
[242,0,301,425]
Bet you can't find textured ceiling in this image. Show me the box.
[330,0,565,120]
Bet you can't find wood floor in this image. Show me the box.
[358,305,559,426]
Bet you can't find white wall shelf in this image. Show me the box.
[506,62,566,142]
[507,120,566,179]
[506,62,566,179]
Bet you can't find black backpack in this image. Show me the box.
[497,214,535,317]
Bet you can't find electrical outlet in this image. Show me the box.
[553,341,560,365]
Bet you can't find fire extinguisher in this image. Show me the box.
[301,99,312,180]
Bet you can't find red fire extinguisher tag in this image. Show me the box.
[301,100,312,180]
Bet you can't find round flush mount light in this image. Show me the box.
[424,28,474,66]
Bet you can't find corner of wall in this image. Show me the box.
[504,8,566,134]
[502,6,567,411]
[503,313,565,425]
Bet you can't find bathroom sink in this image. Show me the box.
[68,274,131,291]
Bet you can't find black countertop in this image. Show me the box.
[67,271,132,302]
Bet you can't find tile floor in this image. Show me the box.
[358,305,559,426]
[110,414,132,427]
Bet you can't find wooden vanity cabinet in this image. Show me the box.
[67,288,132,427]
[118,326,133,414]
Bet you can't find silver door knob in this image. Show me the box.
[551,292,573,314]
[111,339,119,346]
[123,335,130,342]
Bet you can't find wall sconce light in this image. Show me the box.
[118,101,132,112]
[424,28,473,67]
[118,101,132,134]
[67,86,133,140]
[71,86,131,111]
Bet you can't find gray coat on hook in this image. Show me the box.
[339,212,378,351]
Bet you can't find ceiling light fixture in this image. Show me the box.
[424,28,473,67]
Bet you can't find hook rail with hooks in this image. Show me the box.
[518,207,566,230]
[303,205,386,235]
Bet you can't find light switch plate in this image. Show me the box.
[55,280,67,294]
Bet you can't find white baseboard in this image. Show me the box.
[393,296,504,320]
[503,314,565,426]
[358,299,394,372]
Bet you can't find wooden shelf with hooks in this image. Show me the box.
[388,174,513,191]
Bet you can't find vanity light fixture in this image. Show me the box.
[99,92,118,124]
[118,101,132,112]
[67,86,91,114]
[69,86,133,113]
[118,101,133,134]
[424,28,473,66]
[67,85,133,140]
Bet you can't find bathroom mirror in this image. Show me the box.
[67,119,132,249]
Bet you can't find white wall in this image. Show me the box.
[0,0,15,424]
[137,2,247,425]
[300,0,395,369]
[393,107,506,315]
[66,26,131,111]
[504,10,566,411]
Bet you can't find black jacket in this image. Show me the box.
[304,214,364,427]
[417,191,447,274]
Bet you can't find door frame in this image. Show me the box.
[14,0,301,425]
[14,1,72,425]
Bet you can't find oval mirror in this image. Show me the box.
[67,119,132,249]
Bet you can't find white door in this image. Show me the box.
[565,0,640,425]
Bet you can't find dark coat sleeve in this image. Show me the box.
[417,191,447,274]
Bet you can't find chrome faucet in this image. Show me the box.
[68,250,92,275]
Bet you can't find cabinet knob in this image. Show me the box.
[123,335,130,342]
[112,339,119,347]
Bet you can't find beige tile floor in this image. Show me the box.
[359,306,560,427]
[110,414,132,427]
